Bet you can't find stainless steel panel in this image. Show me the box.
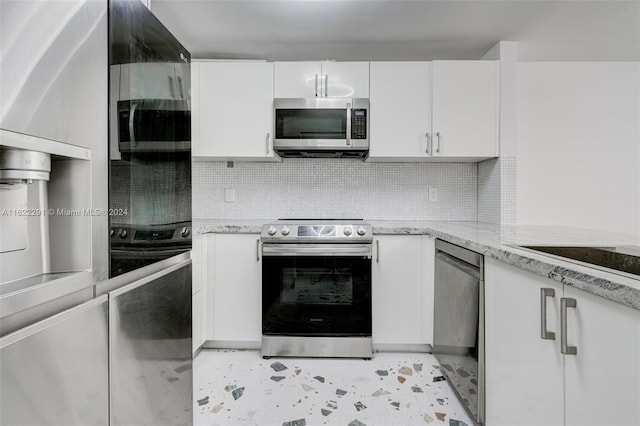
[109,259,192,426]
[275,97,362,110]
[0,270,93,318]
[262,335,372,358]
[262,243,372,257]
[434,252,479,348]
[0,295,109,426]
[433,239,485,425]
[435,239,483,267]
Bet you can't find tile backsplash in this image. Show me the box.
[193,159,477,221]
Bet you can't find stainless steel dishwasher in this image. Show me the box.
[433,239,484,425]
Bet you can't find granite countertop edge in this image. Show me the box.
[194,219,640,310]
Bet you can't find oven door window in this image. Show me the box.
[263,256,371,336]
[275,109,346,139]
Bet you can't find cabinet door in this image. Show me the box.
[322,61,370,97]
[212,234,262,342]
[198,61,275,158]
[174,63,190,101]
[192,289,203,353]
[484,259,564,426]
[274,61,322,97]
[432,61,499,158]
[368,62,431,160]
[372,235,424,345]
[564,286,640,426]
[119,63,177,100]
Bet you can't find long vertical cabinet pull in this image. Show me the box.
[376,240,380,263]
[425,132,431,154]
[540,288,556,340]
[315,74,319,97]
[435,132,441,153]
[265,133,270,154]
[560,297,578,355]
[324,75,328,97]
[256,238,261,262]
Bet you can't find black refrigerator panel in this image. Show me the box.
[108,0,191,278]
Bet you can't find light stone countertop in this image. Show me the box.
[194,219,640,310]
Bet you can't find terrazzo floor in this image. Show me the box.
[193,349,475,426]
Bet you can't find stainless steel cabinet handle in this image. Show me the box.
[346,103,352,146]
[435,132,441,153]
[169,75,175,98]
[177,76,184,99]
[540,288,556,340]
[315,74,318,97]
[266,132,270,154]
[129,103,137,147]
[324,74,328,97]
[376,240,379,263]
[256,238,261,261]
[561,297,577,355]
[426,132,431,154]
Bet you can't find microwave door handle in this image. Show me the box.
[346,102,352,146]
[129,103,137,147]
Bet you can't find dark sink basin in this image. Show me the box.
[518,246,640,278]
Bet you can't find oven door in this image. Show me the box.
[262,243,372,336]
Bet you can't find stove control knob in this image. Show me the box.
[343,226,353,236]
[110,229,115,238]
[181,227,191,238]
[118,229,127,239]
[267,225,277,236]
[357,226,367,236]
[281,226,290,236]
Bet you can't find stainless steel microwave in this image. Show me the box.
[273,98,369,158]
[117,99,191,153]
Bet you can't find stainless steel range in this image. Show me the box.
[261,220,373,358]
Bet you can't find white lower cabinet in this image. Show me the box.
[208,233,262,344]
[371,235,434,346]
[191,235,206,353]
[485,258,640,426]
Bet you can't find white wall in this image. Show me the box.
[517,62,640,234]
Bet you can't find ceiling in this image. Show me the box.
[150,0,640,62]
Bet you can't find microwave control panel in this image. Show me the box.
[351,109,367,139]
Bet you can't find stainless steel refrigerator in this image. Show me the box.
[106,0,193,424]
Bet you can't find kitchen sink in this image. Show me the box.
[516,246,640,278]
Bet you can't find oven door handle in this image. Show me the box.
[262,243,372,257]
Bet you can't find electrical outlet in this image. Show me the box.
[224,188,235,202]
[429,187,438,202]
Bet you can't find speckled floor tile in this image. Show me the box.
[193,350,474,426]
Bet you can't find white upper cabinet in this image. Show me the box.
[431,60,499,158]
[274,61,369,98]
[119,63,180,100]
[368,60,499,161]
[193,61,279,160]
[368,62,432,160]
